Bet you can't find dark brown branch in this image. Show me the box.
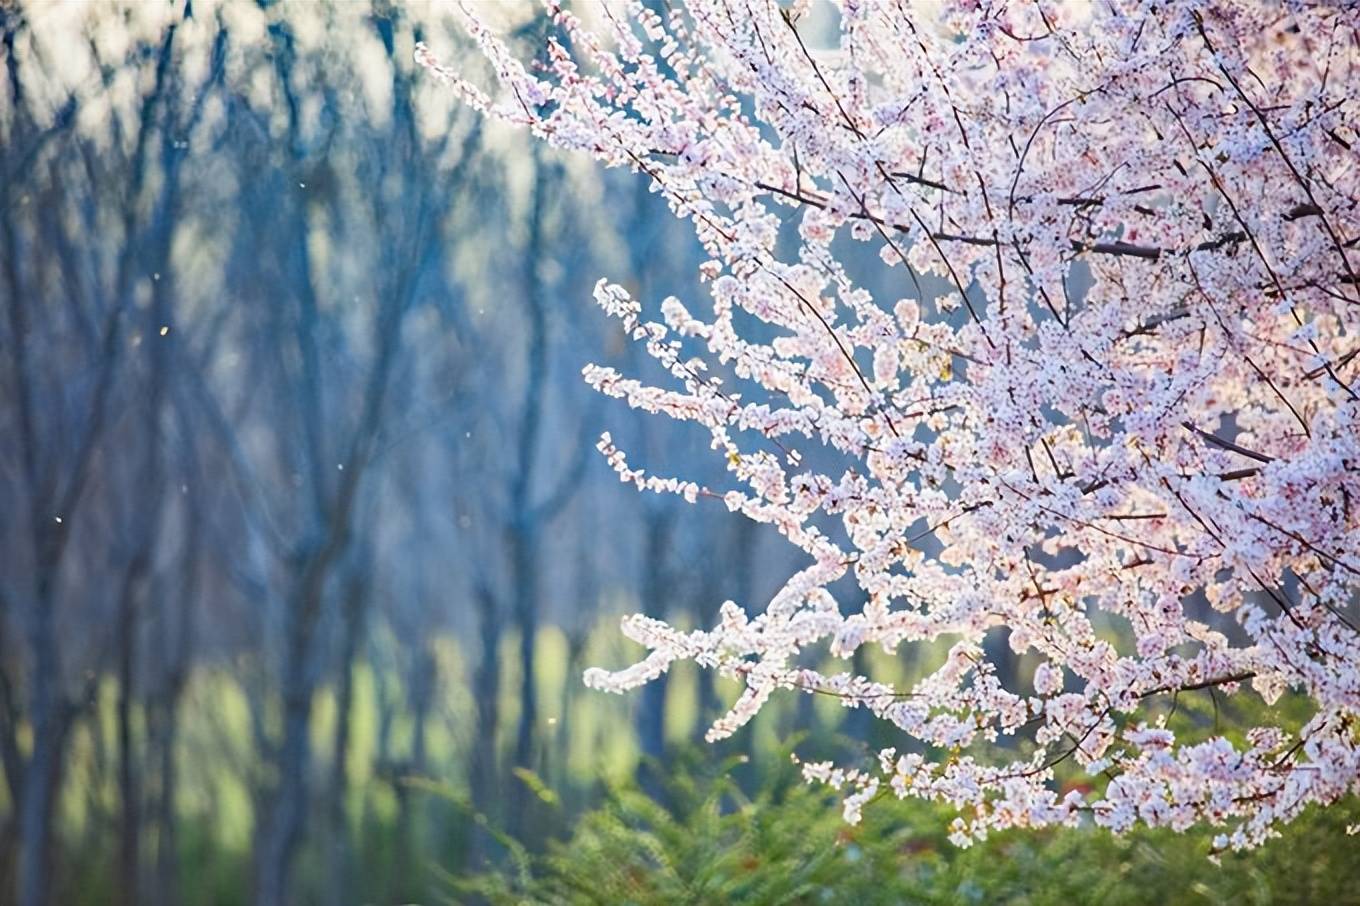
[1140,671,1257,698]
[1181,422,1275,464]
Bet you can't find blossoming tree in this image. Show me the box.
[419,1,1360,850]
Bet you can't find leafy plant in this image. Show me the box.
[451,747,1360,906]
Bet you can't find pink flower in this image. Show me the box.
[425,0,1360,848]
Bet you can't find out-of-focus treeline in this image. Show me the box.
[0,2,870,904]
[6,4,1358,906]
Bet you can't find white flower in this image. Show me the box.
[430,0,1360,848]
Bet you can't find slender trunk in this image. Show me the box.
[17,571,61,906]
[116,556,149,906]
[0,618,24,884]
[511,527,539,776]
[693,551,722,743]
[325,575,366,906]
[637,516,671,792]
[468,586,502,868]
[153,400,202,906]
[152,681,183,906]
[730,520,761,762]
[550,628,587,798]
[16,724,57,906]
[390,640,434,903]
[508,529,541,844]
[845,647,873,741]
[507,152,550,840]
[256,675,312,906]
[254,577,322,906]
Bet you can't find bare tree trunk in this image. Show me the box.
[15,569,74,906]
[389,637,434,903]
[730,520,763,761]
[845,647,873,742]
[325,566,368,906]
[16,609,59,906]
[116,556,149,906]
[255,564,326,906]
[149,355,210,906]
[638,514,673,790]
[510,528,540,776]
[256,693,309,906]
[468,585,502,868]
[694,533,725,740]
[550,624,588,799]
[152,601,192,906]
[507,152,552,843]
[151,698,180,906]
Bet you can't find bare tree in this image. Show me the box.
[0,8,221,902]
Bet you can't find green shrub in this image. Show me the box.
[452,748,1360,906]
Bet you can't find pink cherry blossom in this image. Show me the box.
[422,0,1360,849]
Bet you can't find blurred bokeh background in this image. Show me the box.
[2,3,1358,905]
[0,2,845,902]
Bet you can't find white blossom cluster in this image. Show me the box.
[420,0,1360,848]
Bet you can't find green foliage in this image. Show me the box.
[453,749,1360,906]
